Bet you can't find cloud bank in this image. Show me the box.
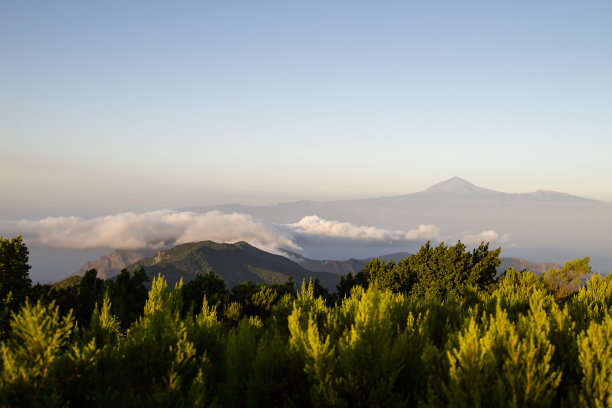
[18,210,299,254]
[18,211,446,255]
[290,216,440,243]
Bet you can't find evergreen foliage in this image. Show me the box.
[0,300,73,407]
[0,236,32,337]
[1,237,611,406]
[542,257,592,300]
[337,241,501,300]
[574,313,612,407]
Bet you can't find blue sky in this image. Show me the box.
[2,1,612,220]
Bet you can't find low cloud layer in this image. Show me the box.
[18,210,299,254]
[289,216,403,241]
[17,211,446,255]
[290,216,440,243]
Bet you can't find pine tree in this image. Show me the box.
[0,236,32,337]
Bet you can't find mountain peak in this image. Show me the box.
[420,177,508,199]
[425,177,480,193]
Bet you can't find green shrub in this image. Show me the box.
[573,312,612,408]
[0,300,74,407]
[444,293,561,408]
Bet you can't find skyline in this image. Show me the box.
[1,1,611,221]
[1,174,610,222]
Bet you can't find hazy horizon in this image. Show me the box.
[1,176,611,222]
[3,176,611,283]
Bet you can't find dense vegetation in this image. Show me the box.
[1,235,611,407]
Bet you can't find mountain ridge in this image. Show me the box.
[71,244,563,290]
[184,177,604,213]
[129,240,342,290]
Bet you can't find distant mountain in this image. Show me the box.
[130,241,341,290]
[70,242,560,291]
[293,255,367,275]
[422,177,506,198]
[498,258,560,275]
[421,177,594,203]
[181,178,607,236]
[72,246,410,287]
[284,250,411,275]
[185,177,602,224]
[183,177,612,272]
[76,249,156,279]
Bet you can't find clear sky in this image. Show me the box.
[1,1,611,220]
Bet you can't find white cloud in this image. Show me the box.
[289,216,440,242]
[18,211,443,255]
[18,210,299,254]
[404,224,440,240]
[462,230,508,247]
[288,215,403,241]
[178,211,299,253]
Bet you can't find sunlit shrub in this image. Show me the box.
[573,312,612,408]
[0,300,74,407]
[443,292,561,407]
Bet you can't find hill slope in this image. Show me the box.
[130,241,341,290]
[67,242,559,291]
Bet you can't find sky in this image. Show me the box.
[1,0,612,222]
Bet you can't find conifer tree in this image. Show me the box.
[0,236,32,336]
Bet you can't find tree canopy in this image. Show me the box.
[337,240,501,300]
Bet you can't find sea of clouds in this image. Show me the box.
[16,210,507,254]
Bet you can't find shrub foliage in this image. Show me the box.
[1,237,612,407]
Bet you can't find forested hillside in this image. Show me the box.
[130,241,341,290]
[1,235,611,407]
